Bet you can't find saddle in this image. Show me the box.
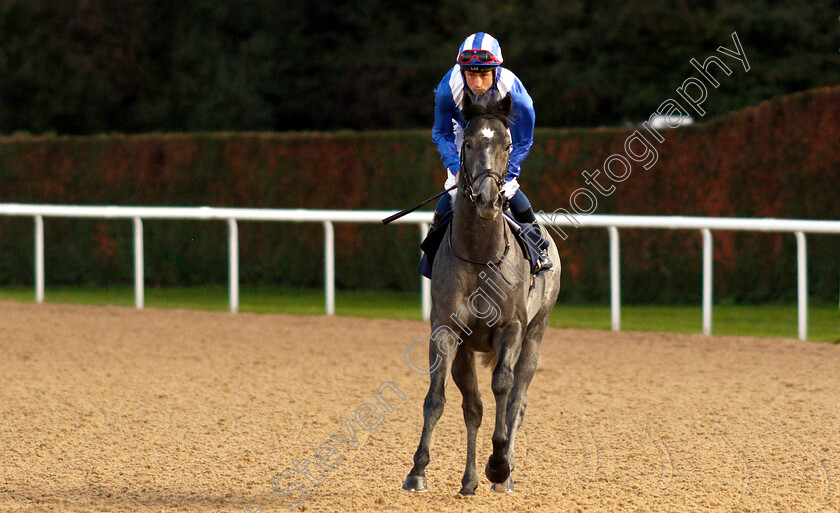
[417,211,547,279]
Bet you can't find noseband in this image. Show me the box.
[459,115,511,203]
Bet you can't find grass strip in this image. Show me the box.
[1,285,837,343]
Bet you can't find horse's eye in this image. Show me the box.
[465,140,472,150]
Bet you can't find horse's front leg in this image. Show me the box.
[492,325,544,493]
[451,347,482,495]
[402,329,458,492]
[485,322,523,485]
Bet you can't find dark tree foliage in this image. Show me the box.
[0,0,838,134]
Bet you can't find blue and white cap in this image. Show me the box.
[457,32,503,70]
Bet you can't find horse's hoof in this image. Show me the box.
[401,475,428,492]
[490,478,514,493]
[484,457,511,484]
[458,484,477,496]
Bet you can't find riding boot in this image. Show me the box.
[512,205,553,273]
[419,211,440,254]
[531,222,554,273]
[418,209,453,279]
[430,211,443,232]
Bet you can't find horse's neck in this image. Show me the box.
[451,197,507,262]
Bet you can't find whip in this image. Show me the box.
[381,184,457,225]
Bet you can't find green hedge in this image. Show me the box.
[1,88,838,303]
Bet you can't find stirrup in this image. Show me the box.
[535,251,553,274]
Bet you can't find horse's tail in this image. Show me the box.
[481,350,497,368]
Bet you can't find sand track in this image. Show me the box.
[1,300,838,512]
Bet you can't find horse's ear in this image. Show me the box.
[497,94,512,117]
[461,92,475,120]
[462,93,486,122]
[463,90,474,109]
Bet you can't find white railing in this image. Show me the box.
[1,203,838,341]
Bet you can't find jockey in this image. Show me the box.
[424,32,553,275]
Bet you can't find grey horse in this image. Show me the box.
[402,94,562,495]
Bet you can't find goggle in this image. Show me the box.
[457,50,500,65]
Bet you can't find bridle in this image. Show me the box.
[459,114,511,204]
[448,114,514,267]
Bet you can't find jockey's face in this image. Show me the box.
[464,69,495,95]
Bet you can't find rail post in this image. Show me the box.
[420,222,431,321]
[324,221,335,315]
[34,215,44,304]
[702,229,713,335]
[795,231,807,340]
[228,218,239,313]
[133,217,144,309]
[608,226,620,331]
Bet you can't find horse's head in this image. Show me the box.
[459,93,512,220]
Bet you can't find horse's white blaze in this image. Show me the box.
[480,127,495,139]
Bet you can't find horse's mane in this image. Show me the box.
[461,96,512,128]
